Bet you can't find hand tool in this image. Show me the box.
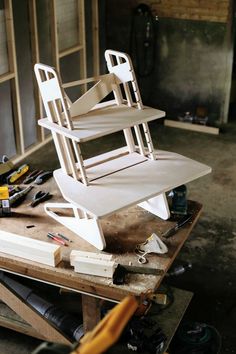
[6,164,29,184]
[30,190,52,207]
[162,213,193,239]
[9,185,33,206]
[113,264,164,285]
[0,186,11,216]
[34,171,53,185]
[0,156,14,183]
[47,232,68,246]
[23,169,43,184]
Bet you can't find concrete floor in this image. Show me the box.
[1,121,236,353]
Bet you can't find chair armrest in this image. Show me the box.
[38,118,81,142]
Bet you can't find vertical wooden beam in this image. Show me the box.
[78,0,87,92]
[4,0,25,155]
[82,294,101,332]
[92,0,99,76]
[50,0,60,71]
[28,0,45,141]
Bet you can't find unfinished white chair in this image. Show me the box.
[34,49,211,250]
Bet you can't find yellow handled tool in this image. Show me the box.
[72,295,139,354]
[7,164,29,183]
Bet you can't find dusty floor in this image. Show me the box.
[0,120,236,353]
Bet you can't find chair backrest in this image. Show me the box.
[105,49,143,109]
[34,64,73,130]
[34,63,88,184]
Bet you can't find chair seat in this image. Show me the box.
[70,104,165,142]
[54,149,211,218]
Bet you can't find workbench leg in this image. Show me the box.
[0,282,71,345]
[82,294,101,332]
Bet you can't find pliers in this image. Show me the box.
[30,190,52,207]
[23,170,43,184]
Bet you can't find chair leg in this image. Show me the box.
[44,203,106,250]
[138,193,170,220]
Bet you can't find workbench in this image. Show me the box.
[0,179,201,349]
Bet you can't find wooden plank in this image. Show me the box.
[0,71,14,83]
[50,0,59,71]
[78,0,87,93]
[71,250,116,278]
[0,282,71,344]
[38,106,165,142]
[4,0,25,154]
[0,230,62,267]
[82,295,101,332]
[28,0,45,142]
[164,119,219,135]
[59,44,83,58]
[0,302,46,340]
[92,0,100,76]
[54,149,211,218]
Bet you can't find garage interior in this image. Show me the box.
[0,1,236,353]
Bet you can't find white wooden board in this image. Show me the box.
[38,105,165,142]
[54,149,211,218]
[0,230,61,266]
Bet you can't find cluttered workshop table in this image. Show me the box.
[0,177,202,347]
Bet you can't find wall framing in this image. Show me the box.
[0,0,100,163]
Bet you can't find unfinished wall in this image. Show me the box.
[105,0,233,124]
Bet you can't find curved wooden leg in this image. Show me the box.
[138,193,170,220]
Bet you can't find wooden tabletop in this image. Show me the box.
[0,179,202,301]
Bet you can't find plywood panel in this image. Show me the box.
[0,81,16,157]
[56,0,78,51]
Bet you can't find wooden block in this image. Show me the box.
[70,250,116,278]
[0,230,61,267]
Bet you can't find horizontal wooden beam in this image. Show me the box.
[0,71,15,83]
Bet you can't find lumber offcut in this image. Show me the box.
[0,230,61,266]
[70,250,116,277]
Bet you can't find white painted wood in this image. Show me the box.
[35,50,211,250]
[54,149,211,219]
[69,73,115,117]
[44,203,106,250]
[70,250,116,277]
[70,250,113,262]
[38,105,165,143]
[84,152,147,182]
[134,125,146,156]
[0,230,61,266]
[138,193,170,220]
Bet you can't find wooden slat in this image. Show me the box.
[144,0,230,23]
[28,0,45,141]
[164,119,219,135]
[0,283,71,344]
[0,71,15,83]
[59,44,83,58]
[92,0,100,76]
[4,0,25,154]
